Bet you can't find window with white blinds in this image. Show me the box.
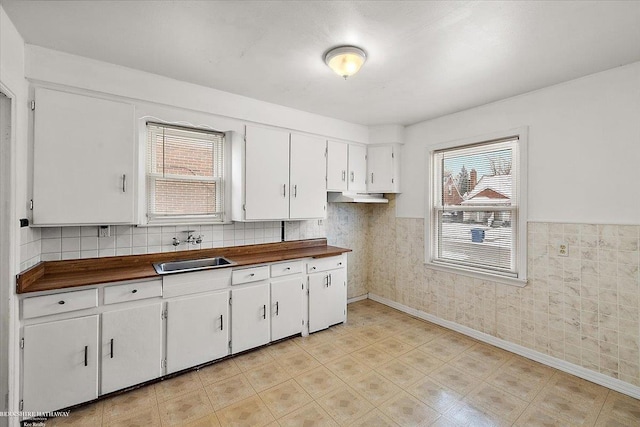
[427,132,527,283]
[146,123,225,223]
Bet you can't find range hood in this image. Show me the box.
[327,192,388,204]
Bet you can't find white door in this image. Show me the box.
[348,144,367,192]
[271,277,304,341]
[308,272,330,333]
[231,282,270,353]
[33,88,135,225]
[367,145,394,192]
[101,304,163,394]
[166,291,229,374]
[290,134,327,219]
[327,140,348,191]
[245,126,290,220]
[328,268,347,327]
[23,316,98,412]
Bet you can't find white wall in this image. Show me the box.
[399,62,640,224]
[25,45,369,144]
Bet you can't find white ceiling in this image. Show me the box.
[2,1,640,126]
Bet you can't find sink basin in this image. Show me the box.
[153,257,236,274]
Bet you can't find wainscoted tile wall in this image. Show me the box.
[367,196,640,387]
[35,222,282,265]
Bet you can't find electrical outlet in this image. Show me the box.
[99,225,110,238]
[558,242,568,257]
[318,219,323,226]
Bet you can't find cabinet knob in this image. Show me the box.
[58,300,65,305]
[249,273,255,277]
[338,262,342,266]
[131,289,138,294]
[285,267,291,271]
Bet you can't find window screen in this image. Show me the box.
[431,137,519,277]
[146,123,225,222]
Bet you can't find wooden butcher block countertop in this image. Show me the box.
[17,238,351,294]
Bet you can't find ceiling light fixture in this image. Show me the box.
[324,46,367,79]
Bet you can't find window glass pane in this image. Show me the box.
[437,210,513,271]
[151,178,219,216]
[164,132,214,178]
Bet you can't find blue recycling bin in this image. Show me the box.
[471,228,485,243]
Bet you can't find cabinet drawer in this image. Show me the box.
[270,260,303,278]
[163,269,231,299]
[22,289,98,319]
[104,280,162,305]
[307,255,346,273]
[232,266,269,285]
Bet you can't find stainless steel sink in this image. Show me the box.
[153,257,236,274]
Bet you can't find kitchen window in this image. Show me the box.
[426,129,527,286]
[146,122,226,224]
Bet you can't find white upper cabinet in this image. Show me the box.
[348,144,367,192]
[33,88,136,225]
[233,125,326,221]
[327,140,348,192]
[367,144,401,193]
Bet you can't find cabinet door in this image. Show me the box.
[348,144,367,192]
[23,316,98,412]
[367,145,394,192]
[308,272,331,333]
[327,140,348,191]
[231,282,270,353]
[271,277,304,341]
[245,126,290,220]
[166,291,229,374]
[101,304,163,394]
[33,88,135,225]
[290,134,327,219]
[327,268,347,327]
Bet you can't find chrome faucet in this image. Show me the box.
[172,230,204,247]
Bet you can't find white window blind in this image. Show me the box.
[146,123,225,223]
[431,136,520,277]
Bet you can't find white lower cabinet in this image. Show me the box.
[166,291,230,374]
[22,316,99,413]
[308,267,347,333]
[271,276,304,341]
[231,282,270,353]
[101,304,163,394]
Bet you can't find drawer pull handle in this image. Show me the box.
[131,289,138,294]
[58,301,65,305]
[220,314,224,331]
[110,339,114,359]
[263,304,266,319]
[84,345,88,367]
[249,273,255,277]
[285,267,291,271]
[275,301,279,316]
[311,266,316,270]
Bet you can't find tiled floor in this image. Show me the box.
[45,300,640,426]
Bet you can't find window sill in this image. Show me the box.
[425,260,528,287]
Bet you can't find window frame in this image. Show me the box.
[142,120,232,226]
[425,127,528,287]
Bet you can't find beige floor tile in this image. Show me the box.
[102,404,161,427]
[444,399,512,427]
[155,371,204,402]
[45,401,104,427]
[350,409,399,427]
[545,371,610,406]
[294,366,345,399]
[349,370,402,406]
[485,367,548,401]
[463,343,512,364]
[376,359,426,388]
[373,337,415,357]
[595,391,640,426]
[244,360,292,392]
[419,334,475,362]
[216,395,275,427]
[234,348,275,372]
[531,380,606,426]
[514,403,582,426]
[265,338,305,358]
[351,344,396,368]
[305,341,348,364]
[465,382,528,422]
[183,413,222,427]
[204,373,256,410]
[378,390,440,427]
[198,359,242,386]
[277,401,339,427]
[332,334,371,353]
[293,330,335,349]
[102,385,157,423]
[276,350,322,376]
[158,388,215,426]
[316,385,374,426]
[325,354,371,380]
[429,416,461,427]
[406,377,462,413]
[396,328,439,347]
[447,353,503,379]
[258,378,313,418]
[428,365,483,396]
[398,348,446,374]
[354,324,392,342]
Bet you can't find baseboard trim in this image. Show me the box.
[368,293,640,399]
[347,293,368,304]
